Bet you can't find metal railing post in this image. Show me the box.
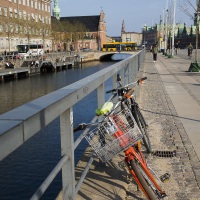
[97,83,105,108]
[60,107,75,200]
[119,67,125,85]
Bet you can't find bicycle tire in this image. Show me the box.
[134,104,152,153]
[130,159,157,200]
[128,99,152,153]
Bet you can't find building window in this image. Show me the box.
[35,14,38,22]
[19,10,22,19]
[0,38,3,48]
[0,7,2,16]
[19,0,21,4]
[4,7,8,17]
[0,25,2,32]
[9,7,13,17]
[14,0,17,3]
[31,1,33,8]
[23,0,26,6]
[28,13,30,20]
[41,3,44,11]
[35,1,37,9]
[14,9,17,18]
[15,25,18,33]
[27,0,29,6]
[23,11,26,20]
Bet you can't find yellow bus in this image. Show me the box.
[102,42,121,52]
[102,42,137,52]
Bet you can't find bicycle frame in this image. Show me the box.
[107,108,165,199]
[124,145,165,199]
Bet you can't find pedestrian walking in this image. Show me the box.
[152,43,158,62]
[174,43,178,55]
[187,43,193,58]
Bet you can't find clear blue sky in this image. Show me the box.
[52,0,196,36]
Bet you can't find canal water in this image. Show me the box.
[0,61,115,200]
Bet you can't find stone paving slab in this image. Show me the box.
[75,52,200,200]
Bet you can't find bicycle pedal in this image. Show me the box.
[160,192,167,199]
[160,173,170,182]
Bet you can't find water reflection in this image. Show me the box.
[0,61,115,200]
[0,61,112,114]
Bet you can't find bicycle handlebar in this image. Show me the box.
[74,122,99,132]
[74,123,87,132]
[106,77,147,94]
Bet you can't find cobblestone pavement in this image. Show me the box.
[75,52,200,200]
[130,52,200,200]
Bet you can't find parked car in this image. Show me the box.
[80,48,92,52]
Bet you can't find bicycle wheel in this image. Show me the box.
[129,99,152,153]
[130,159,158,200]
[134,104,152,153]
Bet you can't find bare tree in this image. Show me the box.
[0,10,18,52]
[51,18,64,51]
[37,22,51,51]
[60,20,87,51]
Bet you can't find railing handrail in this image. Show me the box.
[0,50,145,199]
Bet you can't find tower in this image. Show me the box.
[121,19,125,33]
[98,9,106,50]
[52,0,60,20]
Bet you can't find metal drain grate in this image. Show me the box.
[153,150,176,158]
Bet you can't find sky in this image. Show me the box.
[52,0,197,36]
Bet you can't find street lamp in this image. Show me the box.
[142,25,147,47]
[171,0,176,57]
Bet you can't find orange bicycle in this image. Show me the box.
[75,103,168,199]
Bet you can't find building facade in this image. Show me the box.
[121,20,142,46]
[142,21,200,51]
[51,10,107,51]
[0,0,51,53]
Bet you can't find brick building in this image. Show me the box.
[121,20,142,46]
[0,0,51,53]
[51,10,107,51]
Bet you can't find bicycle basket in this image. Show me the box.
[84,108,143,162]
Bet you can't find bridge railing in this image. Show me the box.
[0,50,145,199]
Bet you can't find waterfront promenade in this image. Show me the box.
[74,51,200,200]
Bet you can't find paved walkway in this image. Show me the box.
[75,52,200,200]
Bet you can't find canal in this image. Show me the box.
[0,61,115,200]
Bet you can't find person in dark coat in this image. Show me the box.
[152,43,158,62]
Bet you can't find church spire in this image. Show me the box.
[52,0,60,20]
[121,19,125,33]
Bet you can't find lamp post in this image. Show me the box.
[171,0,176,56]
[143,25,147,47]
[163,0,169,55]
[195,0,200,63]
[188,0,200,71]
